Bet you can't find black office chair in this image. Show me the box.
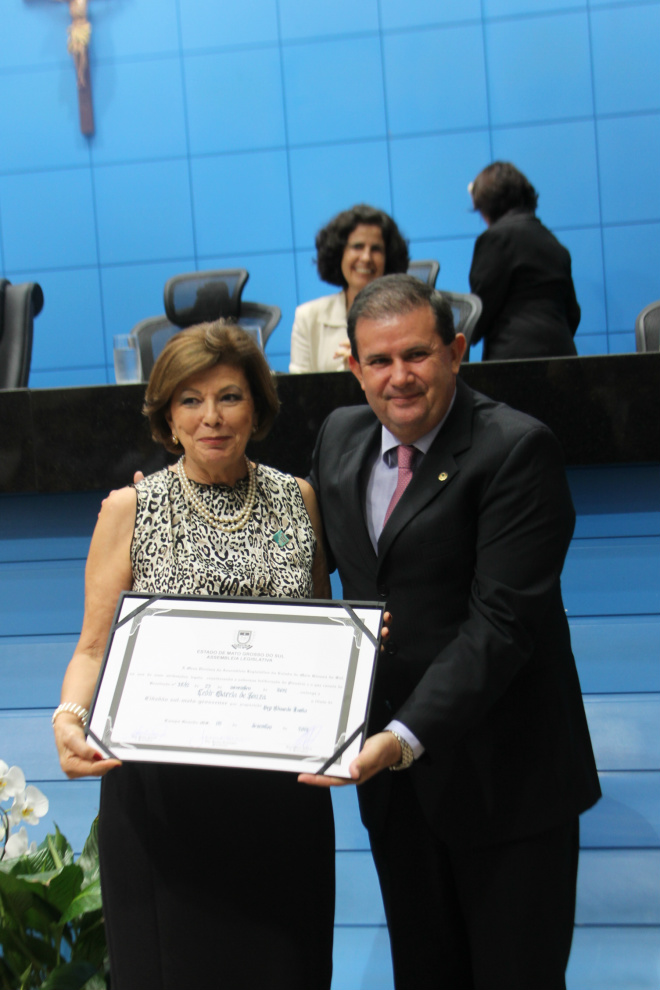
[164,269,249,327]
[130,269,281,381]
[129,315,179,381]
[0,279,44,389]
[407,260,440,287]
[635,300,660,352]
[438,290,483,363]
[238,302,281,350]
[129,304,282,381]
[163,268,281,352]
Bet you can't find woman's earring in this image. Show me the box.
[172,433,180,445]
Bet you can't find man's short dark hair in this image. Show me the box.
[470,161,539,223]
[347,274,456,359]
[315,204,410,287]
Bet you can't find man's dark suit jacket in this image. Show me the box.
[310,379,600,849]
[469,209,580,360]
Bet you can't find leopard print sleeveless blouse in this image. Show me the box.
[130,464,316,599]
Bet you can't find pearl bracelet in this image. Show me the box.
[52,702,89,728]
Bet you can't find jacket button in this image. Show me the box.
[377,587,388,599]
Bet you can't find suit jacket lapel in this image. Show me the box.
[377,380,475,562]
[321,291,347,328]
[337,416,381,563]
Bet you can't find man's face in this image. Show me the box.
[349,304,466,444]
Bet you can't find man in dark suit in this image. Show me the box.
[299,274,601,989]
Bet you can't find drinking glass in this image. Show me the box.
[113,335,142,383]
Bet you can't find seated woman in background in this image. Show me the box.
[468,161,580,360]
[52,322,335,990]
[290,203,409,372]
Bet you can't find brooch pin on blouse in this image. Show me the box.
[269,512,294,548]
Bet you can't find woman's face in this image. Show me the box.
[166,363,257,483]
[340,224,386,296]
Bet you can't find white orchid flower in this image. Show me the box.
[0,761,26,803]
[4,826,32,859]
[8,784,49,827]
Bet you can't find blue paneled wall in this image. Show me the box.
[1,0,659,384]
[2,464,659,988]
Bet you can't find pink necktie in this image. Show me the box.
[383,444,416,526]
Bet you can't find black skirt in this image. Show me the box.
[98,762,335,990]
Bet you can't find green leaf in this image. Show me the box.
[70,912,107,970]
[47,836,63,873]
[0,957,19,990]
[42,828,74,871]
[76,822,100,890]
[0,869,38,919]
[44,865,84,915]
[0,822,107,990]
[0,927,58,979]
[0,871,60,936]
[19,869,65,887]
[76,821,98,872]
[0,827,74,881]
[0,850,48,879]
[80,975,107,990]
[59,881,102,925]
[40,961,98,990]
[12,929,59,969]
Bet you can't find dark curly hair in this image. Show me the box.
[470,162,539,223]
[315,204,409,287]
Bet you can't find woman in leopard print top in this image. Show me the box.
[53,321,335,990]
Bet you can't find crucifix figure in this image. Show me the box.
[55,0,95,134]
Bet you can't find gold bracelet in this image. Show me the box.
[52,702,89,728]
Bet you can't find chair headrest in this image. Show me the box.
[164,269,249,328]
[0,279,8,342]
[30,282,44,317]
[0,280,44,347]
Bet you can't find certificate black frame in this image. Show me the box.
[87,591,384,776]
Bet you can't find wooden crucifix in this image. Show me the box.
[34,0,96,135]
[61,0,94,134]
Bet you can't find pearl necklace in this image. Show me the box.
[176,455,257,534]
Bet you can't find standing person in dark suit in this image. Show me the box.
[300,274,600,990]
[468,161,581,360]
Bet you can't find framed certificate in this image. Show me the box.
[87,592,384,777]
